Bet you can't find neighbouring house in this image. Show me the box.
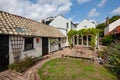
[0,11,65,71]
[42,15,74,36]
[73,19,98,47]
[43,16,98,47]
[104,18,120,39]
[42,15,76,46]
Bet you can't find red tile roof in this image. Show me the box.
[106,26,120,36]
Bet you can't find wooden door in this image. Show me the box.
[42,37,48,56]
[0,35,9,72]
[58,38,61,49]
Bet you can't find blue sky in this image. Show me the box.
[0,0,120,23]
[65,0,120,23]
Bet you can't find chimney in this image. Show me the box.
[106,17,109,27]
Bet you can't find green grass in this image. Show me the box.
[38,58,117,80]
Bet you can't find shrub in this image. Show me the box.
[9,61,22,72]
[99,41,120,79]
[103,35,113,45]
[9,56,34,73]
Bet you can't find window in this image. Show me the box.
[24,37,34,50]
[84,26,87,28]
[15,27,25,33]
[66,23,69,28]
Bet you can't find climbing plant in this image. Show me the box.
[67,29,77,48]
[67,28,100,49]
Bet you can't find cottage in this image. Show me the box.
[73,19,97,47]
[43,16,98,47]
[42,15,77,47]
[0,11,65,71]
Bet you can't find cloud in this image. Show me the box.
[67,15,76,21]
[0,0,72,21]
[111,7,120,15]
[97,0,107,7]
[77,0,91,4]
[88,8,99,18]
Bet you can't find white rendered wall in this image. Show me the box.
[104,19,120,35]
[9,36,42,64]
[49,38,66,53]
[58,29,67,37]
[104,27,109,35]
[49,38,59,52]
[61,38,66,48]
[77,19,96,30]
[49,15,71,36]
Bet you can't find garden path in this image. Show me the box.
[0,46,98,80]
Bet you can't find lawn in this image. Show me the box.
[38,58,117,80]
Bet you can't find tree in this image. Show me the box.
[96,15,120,37]
[109,15,120,24]
[96,23,105,37]
[103,35,113,45]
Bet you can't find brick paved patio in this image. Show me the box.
[0,46,98,80]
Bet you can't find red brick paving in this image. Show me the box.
[0,46,98,80]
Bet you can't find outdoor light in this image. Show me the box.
[36,38,39,43]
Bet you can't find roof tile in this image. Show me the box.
[0,11,65,37]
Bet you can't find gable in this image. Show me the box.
[49,15,70,29]
[77,19,95,30]
[104,19,120,35]
[106,26,120,36]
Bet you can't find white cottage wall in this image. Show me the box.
[49,38,59,53]
[61,38,66,48]
[49,16,71,36]
[9,36,42,64]
[77,19,95,30]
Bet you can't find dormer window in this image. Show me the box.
[84,26,87,28]
[15,27,25,33]
[66,23,69,28]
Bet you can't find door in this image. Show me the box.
[0,35,9,72]
[42,37,48,56]
[78,36,82,45]
[74,36,77,45]
[58,38,61,49]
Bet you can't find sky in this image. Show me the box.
[0,0,120,23]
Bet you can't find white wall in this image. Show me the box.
[58,29,67,37]
[61,38,66,47]
[77,19,96,30]
[49,38,59,53]
[104,19,120,35]
[49,15,71,36]
[49,38,66,53]
[9,36,42,64]
[50,44,59,52]
[104,27,109,35]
